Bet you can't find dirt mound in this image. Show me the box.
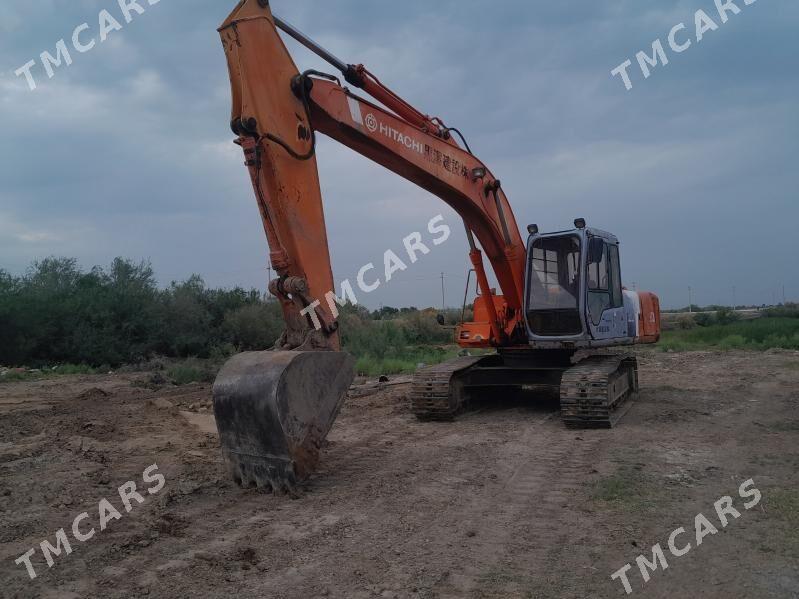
[76,387,111,401]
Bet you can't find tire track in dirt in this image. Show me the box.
[429,417,602,598]
[240,408,572,597]
[95,408,458,594]
[311,424,432,488]
[104,405,562,596]
[250,407,596,598]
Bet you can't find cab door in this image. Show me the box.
[586,237,627,340]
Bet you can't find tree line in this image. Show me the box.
[0,257,455,368]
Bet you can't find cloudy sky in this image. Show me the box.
[1,0,796,310]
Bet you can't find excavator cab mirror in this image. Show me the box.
[436,314,446,326]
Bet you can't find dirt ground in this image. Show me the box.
[1,349,798,599]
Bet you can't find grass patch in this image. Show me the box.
[769,420,799,432]
[353,345,461,377]
[474,568,543,598]
[590,466,655,512]
[749,453,799,469]
[0,363,98,383]
[592,472,640,503]
[768,489,799,525]
[765,488,799,557]
[476,569,530,587]
[659,318,799,352]
[166,360,217,385]
[0,371,33,383]
[51,364,99,375]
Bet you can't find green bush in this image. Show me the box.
[338,305,452,364]
[0,258,279,367]
[223,303,283,350]
[765,303,799,319]
[715,307,741,325]
[0,258,463,371]
[0,258,165,365]
[718,334,747,350]
[0,371,32,383]
[693,312,715,327]
[399,311,452,345]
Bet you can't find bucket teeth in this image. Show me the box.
[225,451,298,493]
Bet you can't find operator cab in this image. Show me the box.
[524,219,631,348]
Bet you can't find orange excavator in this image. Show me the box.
[213,0,661,492]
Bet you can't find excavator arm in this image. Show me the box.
[214,0,529,491]
[219,0,527,350]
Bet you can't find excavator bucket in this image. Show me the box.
[214,2,356,491]
[213,351,355,492]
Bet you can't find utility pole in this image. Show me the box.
[783,284,787,305]
[440,272,446,311]
[688,286,693,313]
[732,286,736,311]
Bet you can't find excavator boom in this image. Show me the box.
[219,1,529,345]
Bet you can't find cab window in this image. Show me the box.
[587,237,622,324]
[608,244,623,309]
[588,238,608,291]
[526,235,583,336]
[529,236,581,310]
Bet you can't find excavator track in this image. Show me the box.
[411,356,486,420]
[559,354,639,429]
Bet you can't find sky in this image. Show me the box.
[1,0,796,310]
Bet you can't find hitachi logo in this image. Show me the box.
[375,120,425,155]
[361,110,467,179]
